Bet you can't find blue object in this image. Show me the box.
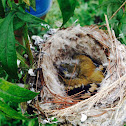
[26,0,52,17]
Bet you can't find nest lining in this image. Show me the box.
[38,25,126,126]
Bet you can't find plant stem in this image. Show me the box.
[109,1,126,20]
[23,24,33,65]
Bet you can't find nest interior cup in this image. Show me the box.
[41,25,109,99]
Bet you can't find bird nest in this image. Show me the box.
[36,25,126,125]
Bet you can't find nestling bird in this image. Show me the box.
[59,55,104,90]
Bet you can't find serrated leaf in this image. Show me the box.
[0,100,26,120]
[57,0,77,26]
[0,78,39,102]
[0,12,18,79]
[16,11,47,24]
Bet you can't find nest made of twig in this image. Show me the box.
[36,24,126,126]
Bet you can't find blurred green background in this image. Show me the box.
[45,0,104,28]
[45,0,124,29]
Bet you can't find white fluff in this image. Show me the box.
[17,59,21,67]
[28,69,36,76]
[81,114,87,122]
[32,35,44,45]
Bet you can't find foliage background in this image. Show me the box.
[46,0,101,27]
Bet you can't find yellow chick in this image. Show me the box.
[74,55,96,78]
[60,62,79,79]
[62,55,104,88]
[89,68,104,83]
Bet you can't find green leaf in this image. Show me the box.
[16,11,47,24]
[14,5,49,29]
[0,78,39,102]
[7,0,13,9]
[13,17,25,31]
[107,3,121,19]
[116,8,123,20]
[0,18,4,24]
[1,0,7,9]
[0,100,26,120]
[0,12,18,79]
[57,0,77,26]
[119,10,126,36]
[120,12,126,24]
